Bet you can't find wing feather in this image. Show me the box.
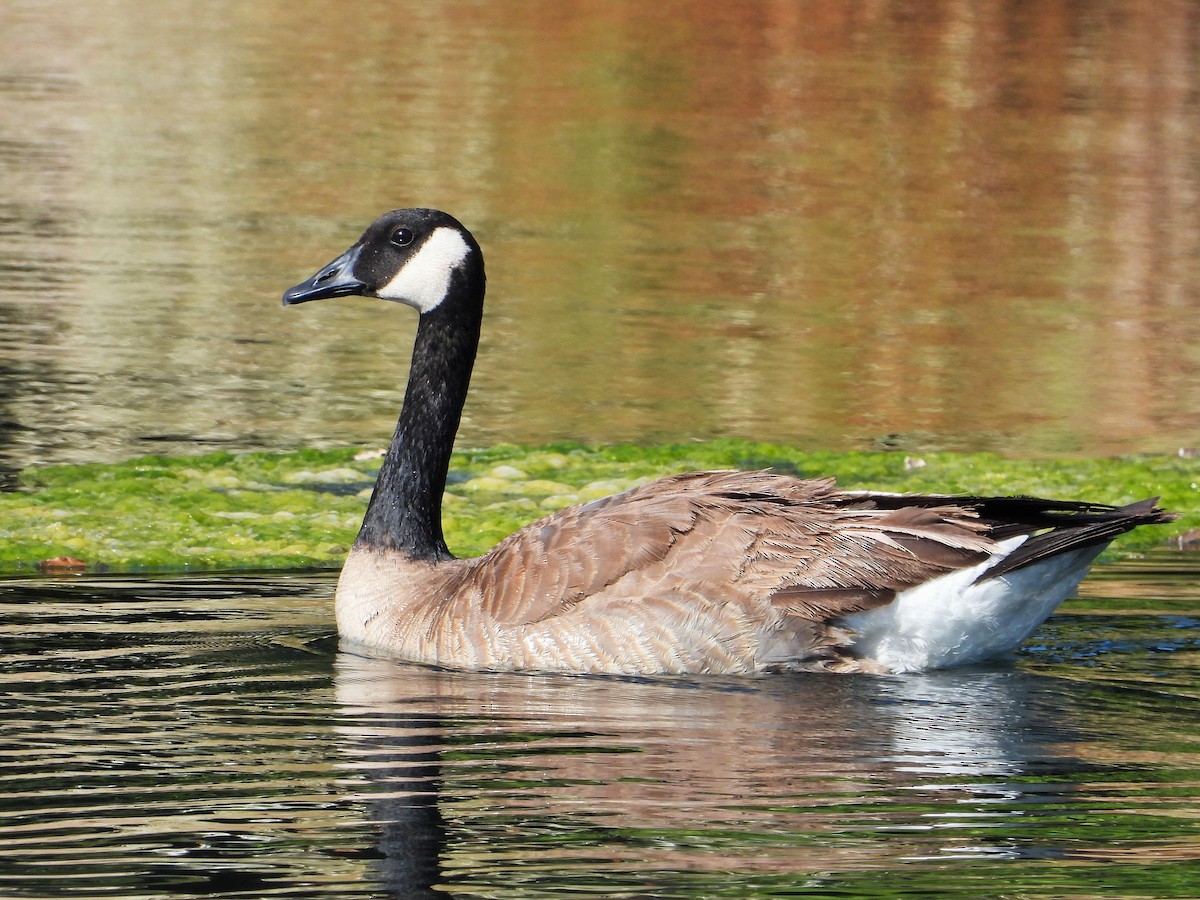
[456,471,1011,629]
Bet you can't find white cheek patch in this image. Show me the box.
[376,226,473,313]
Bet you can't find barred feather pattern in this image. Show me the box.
[332,471,1168,675]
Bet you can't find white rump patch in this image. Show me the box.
[376,226,472,312]
[840,536,1106,672]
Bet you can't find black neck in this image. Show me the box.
[355,272,484,560]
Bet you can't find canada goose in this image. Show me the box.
[283,208,1173,675]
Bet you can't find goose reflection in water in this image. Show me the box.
[332,653,1088,894]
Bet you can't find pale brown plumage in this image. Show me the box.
[331,470,1130,675]
[284,209,1174,676]
[468,472,991,625]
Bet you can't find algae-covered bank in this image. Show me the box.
[0,441,1195,575]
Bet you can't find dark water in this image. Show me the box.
[1,0,1199,483]
[2,556,1198,899]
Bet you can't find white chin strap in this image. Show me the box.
[376,226,473,313]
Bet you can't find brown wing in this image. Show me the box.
[453,471,1001,628]
[457,471,715,625]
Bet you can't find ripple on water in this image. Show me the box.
[0,559,1198,898]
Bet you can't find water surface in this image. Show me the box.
[1,557,1198,898]
[1,0,1198,483]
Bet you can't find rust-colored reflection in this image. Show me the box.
[0,0,1196,472]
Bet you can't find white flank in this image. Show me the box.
[376,226,472,312]
[841,536,1106,672]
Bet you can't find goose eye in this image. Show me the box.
[389,227,415,247]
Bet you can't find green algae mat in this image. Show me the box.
[0,441,1194,575]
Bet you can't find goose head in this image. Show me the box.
[282,208,484,314]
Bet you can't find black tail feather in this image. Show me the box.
[845,491,1175,581]
[979,496,1174,580]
